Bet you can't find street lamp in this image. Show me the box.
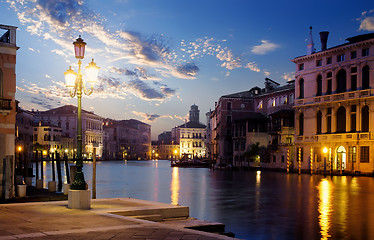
[64,36,100,190]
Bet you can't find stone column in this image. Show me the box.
[331,107,337,133]
[346,104,351,132]
[357,63,363,90]
[332,69,337,94]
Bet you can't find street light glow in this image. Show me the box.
[323,147,328,154]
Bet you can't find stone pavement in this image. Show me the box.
[0,198,237,240]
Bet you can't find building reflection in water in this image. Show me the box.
[318,178,333,240]
[171,167,180,205]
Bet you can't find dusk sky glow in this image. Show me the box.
[1,0,373,139]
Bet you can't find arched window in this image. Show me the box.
[336,69,347,93]
[316,111,322,134]
[299,78,304,99]
[336,106,346,133]
[362,105,369,132]
[316,75,322,96]
[362,66,370,90]
[299,113,304,135]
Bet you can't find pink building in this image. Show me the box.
[210,78,295,168]
[293,30,374,174]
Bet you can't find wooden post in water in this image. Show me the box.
[40,151,44,181]
[92,148,97,199]
[310,147,313,175]
[64,154,70,184]
[56,153,62,192]
[298,147,301,175]
[286,148,290,174]
[51,153,56,181]
[35,151,39,180]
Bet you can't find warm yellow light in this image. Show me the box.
[174,150,178,154]
[86,59,100,85]
[51,148,55,153]
[64,66,77,88]
[152,150,155,153]
[43,150,47,155]
[18,146,22,152]
[65,149,68,153]
[323,147,328,154]
[155,153,158,157]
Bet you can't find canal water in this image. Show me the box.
[37,160,374,240]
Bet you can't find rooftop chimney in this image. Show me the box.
[319,31,329,51]
[307,26,315,55]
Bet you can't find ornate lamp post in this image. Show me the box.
[64,36,99,190]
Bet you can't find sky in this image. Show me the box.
[1,0,374,140]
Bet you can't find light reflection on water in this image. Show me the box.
[34,160,374,240]
[171,167,179,205]
[318,178,333,240]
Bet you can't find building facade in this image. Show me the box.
[172,105,207,159]
[210,93,254,166]
[293,31,374,174]
[0,24,18,199]
[15,106,34,160]
[33,105,104,159]
[210,78,295,168]
[33,122,62,155]
[103,119,151,160]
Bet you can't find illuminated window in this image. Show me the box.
[257,100,263,109]
[348,146,356,163]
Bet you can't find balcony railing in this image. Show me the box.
[296,132,374,143]
[0,98,12,110]
[295,89,374,107]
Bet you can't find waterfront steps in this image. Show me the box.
[0,198,236,239]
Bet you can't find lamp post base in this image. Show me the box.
[68,189,91,209]
[70,168,87,190]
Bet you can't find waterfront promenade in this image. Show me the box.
[0,198,236,240]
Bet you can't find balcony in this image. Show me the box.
[0,98,12,115]
[295,89,374,107]
[296,132,374,143]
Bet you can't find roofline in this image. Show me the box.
[292,34,374,63]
